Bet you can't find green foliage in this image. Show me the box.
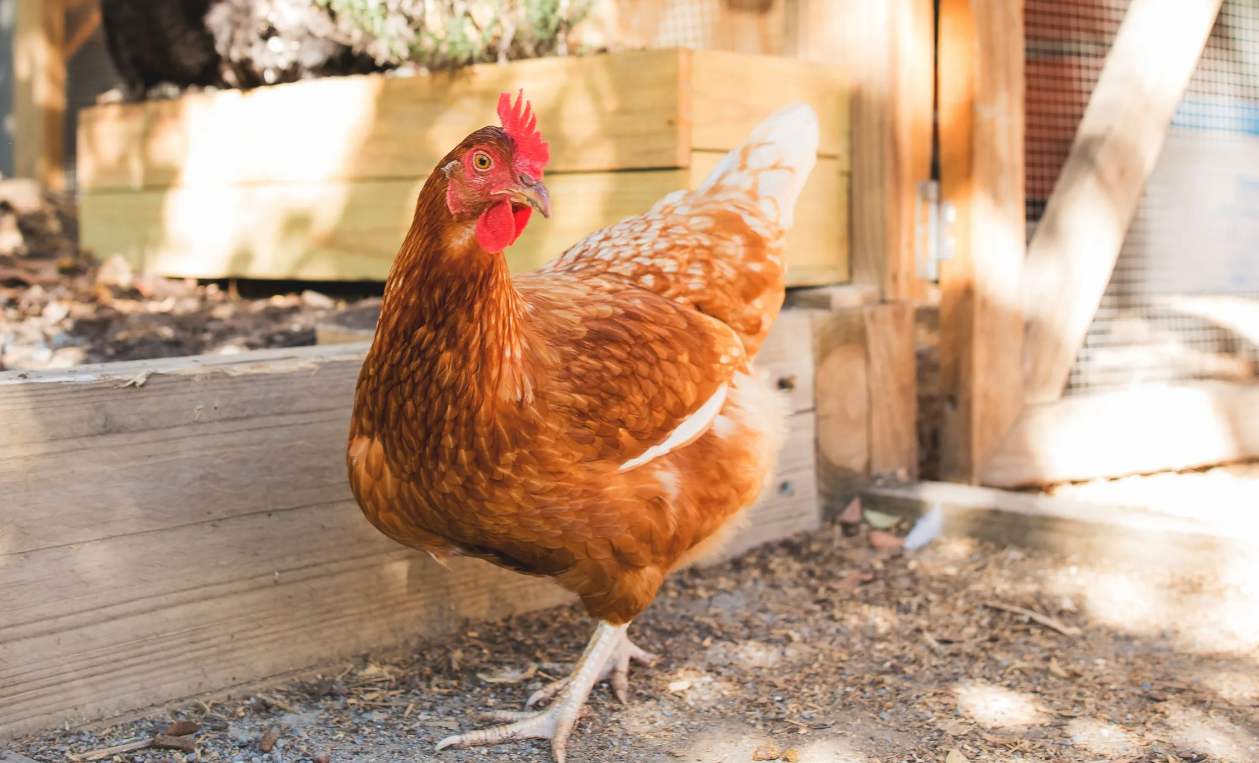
[310,0,594,70]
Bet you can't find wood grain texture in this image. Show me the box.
[863,481,1259,571]
[13,0,65,188]
[689,49,849,167]
[864,303,916,477]
[936,0,1026,483]
[0,322,818,738]
[76,49,847,192]
[80,155,848,286]
[811,309,868,514]
[1020,0,1223,405]
[793,0,929,298]
[982,381,1259,489]
[77,50,688,189]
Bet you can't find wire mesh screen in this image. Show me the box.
[1027,0,1259,395]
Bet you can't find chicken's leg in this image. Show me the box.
[435,621,650,762]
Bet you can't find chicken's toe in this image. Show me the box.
[528,634,656,708]
[438,621,629,762]
[608,637,658,704]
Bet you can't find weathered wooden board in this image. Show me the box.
[864,303,916,478]
[936,0,1026,483]
[13,0,65,188]
[76,48,848,191]
[793,0,931,299]
[982,381,1259,488]
[80,155,848,286]
[0,315,818,738]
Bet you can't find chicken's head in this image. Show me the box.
[443,90,552,254]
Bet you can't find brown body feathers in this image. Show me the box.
[349,102,819,624]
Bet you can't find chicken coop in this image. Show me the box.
[3,0,1257,746]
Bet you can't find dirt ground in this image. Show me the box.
[0,183,376,372]
[10,516,1259,763]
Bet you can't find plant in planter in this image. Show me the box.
[100,0,593,100]
[315,0,596,69]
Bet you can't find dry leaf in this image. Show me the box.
[945,749,970,763]
[936,718,973,737]
[983,733,1018,746]
[839,497,862,524]
[163,720,200,737]
[782,748,800,762]
[833,570,875,591]
[863,508,899,529]
[751,741,780,760]
[1049,657,1071,679]
[868,530,904,550]
[477,663,538,684]
[151,734,195,753]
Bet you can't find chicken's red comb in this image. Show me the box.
[498,90,550,178]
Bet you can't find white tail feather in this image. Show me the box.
[694,102,819,230]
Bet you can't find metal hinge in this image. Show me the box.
[914,180,956,281]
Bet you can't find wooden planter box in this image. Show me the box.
[78,49,850,285]
[0,310,822,739]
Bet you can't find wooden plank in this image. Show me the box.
[81,156,848,286]
[76,48,849,192]
[936,0,1026,483]
[793,0,928,299]
[12,0,65,188]
[982,381,1259,489]
[783,284,879,311]
[864,303,916,478]
[77,49,689,190]
[689,49,849,169]
[1019,0,1224,405]
[712,0,790,56]
[884,0,934,301]
[862,481,1259,570]
[0,332,818,738]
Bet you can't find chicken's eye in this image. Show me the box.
[473,152,493,171]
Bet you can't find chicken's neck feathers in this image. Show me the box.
[373,179,542,419]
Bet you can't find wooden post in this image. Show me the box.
[794,0,933,301]
[936,0,1025,483]
[1019,0,1223,404]
[12,0,65,188]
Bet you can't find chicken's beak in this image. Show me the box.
[506,177,552,219]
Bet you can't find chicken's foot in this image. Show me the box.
[527,633,657,706]
[435,621,632,762]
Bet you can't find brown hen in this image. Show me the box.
[348,91,819,761]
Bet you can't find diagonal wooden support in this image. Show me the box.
[1019,0,1224,405]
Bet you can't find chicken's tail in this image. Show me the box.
[693,102,819,230]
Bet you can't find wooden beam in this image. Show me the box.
[12,0,65,188]
[936,0,1025,483]
[0,316,819,738]
[811,302,918,513]
[862,480,1258,571]
[1020,0,1224,404]
[865,303,917,478]
[794,0,932,300]
[77,49,848,190]
[982,381,1259,489]
[81,154,847,286]
[64,7,101,62]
